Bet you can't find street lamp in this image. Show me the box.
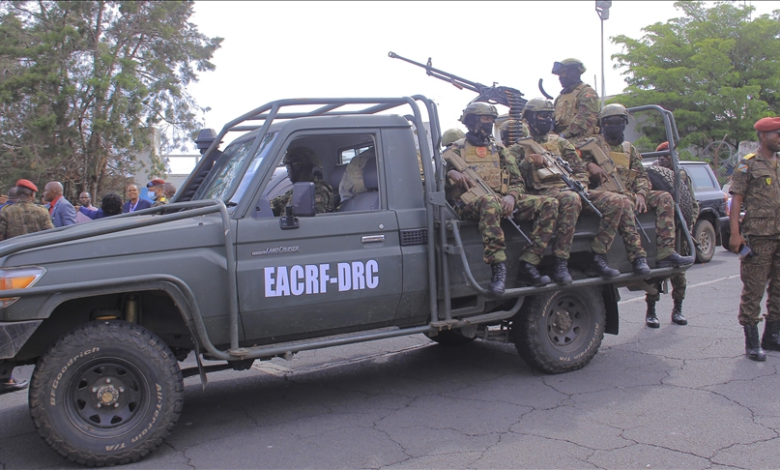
[596,1,612,107]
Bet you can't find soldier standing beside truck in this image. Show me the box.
[728,117,780,361]
[551,59,600,145]
[444,102,560,293]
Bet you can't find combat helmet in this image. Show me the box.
[552,58,586,75]
[441,128,465,147]
[283,146,321,167]
[522,98,554,119]
[459,102,499,124]
[598,103,629,122]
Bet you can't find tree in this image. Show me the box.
[611,1,780,151]
[0,1,222,198]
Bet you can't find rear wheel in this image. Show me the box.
[512,285,605,374]
[694,219,716,263]
[29,321,183,466]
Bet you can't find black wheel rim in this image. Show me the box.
[64,357,150,438]
[545,294,594,352]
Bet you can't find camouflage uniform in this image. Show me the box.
[511,134,582,260]
[339,148,376,204]
[730,153,780,326]
[271,176,333,216]
[152,196,168,207]
[0,201,54,240]
[553,83,600,145]
[446,139,558,265]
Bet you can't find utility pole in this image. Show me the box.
[596,1,612,108]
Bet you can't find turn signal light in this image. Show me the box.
[0,267,46,308]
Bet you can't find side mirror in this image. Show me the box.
[279,182,316,230]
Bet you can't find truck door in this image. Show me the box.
[235,131,404,344]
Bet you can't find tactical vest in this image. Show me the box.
[522,136,566,190]
[554,83,588,131]
[456,139,506,193]
[608,141,640,190]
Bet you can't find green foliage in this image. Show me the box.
[0,1,222,198]
[610,1,779,151]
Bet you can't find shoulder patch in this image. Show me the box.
[737,163,749,173]
[744,153,755,160]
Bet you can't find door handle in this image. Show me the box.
[362,235,385,244]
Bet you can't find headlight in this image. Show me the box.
[0,266,46,307]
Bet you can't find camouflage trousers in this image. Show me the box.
[456,194,506,265]
[535,188,582,260]
[647,236,690,303]
[645,190,676,259]
[588,190,647,261]
[513,194,559,265]
[738,237,780,326]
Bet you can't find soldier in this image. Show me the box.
[444,102,560,294]
[510,98,643,279]
[147,179,168,207]
[551,59,600,145]
[441,128,465,148]
[644,141,699,328]
[728,117,780,361]
[272,146,333,216]
[339,147,376,205]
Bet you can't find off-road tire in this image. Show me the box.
[694,219,716,263]
[29,321,184,466]
[426,329,476,346]
[512,285,605,374]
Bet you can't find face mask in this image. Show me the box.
[602,123,625,141]
[478,122,493,136]
[529,115,554,136]
[559,73,580,89]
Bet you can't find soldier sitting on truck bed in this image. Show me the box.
[271,146,333,215]
[444,102,560,295]
[510,98,636,279]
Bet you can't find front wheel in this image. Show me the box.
[512,285,605,374]
[29,321,183,466]
[694,219,716,263]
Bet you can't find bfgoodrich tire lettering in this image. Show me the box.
[512,285,605,374]
[29,321,183,466]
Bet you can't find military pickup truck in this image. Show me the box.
[0,97,690,466]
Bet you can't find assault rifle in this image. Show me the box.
[513,137,602,218]
[442,147,533,246]
[388,51,527,145]
[577,138,652,243]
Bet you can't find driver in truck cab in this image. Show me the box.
[271,146,334,216]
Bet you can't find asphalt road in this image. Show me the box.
[2,249,778,469]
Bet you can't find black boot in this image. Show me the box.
[591,253,619,278]
[657,251,695,268]
[671,298,687,325]
[761,321,780,351]
[517,260,551,287]
[645,300,660,328]
[633,257,651,275]
[744,324,766,362]
[488,262,506,296]
[551,257,572,285]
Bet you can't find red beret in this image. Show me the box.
[146,179,165,188]
[16,179,38,192]
[656,142,669,152]
[754,117,780,132]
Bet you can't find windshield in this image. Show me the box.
[194,132,277,202]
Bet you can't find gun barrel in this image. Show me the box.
[388,51,487,94]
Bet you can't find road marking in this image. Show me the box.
[252,342,431,376]
[619,274,741,304]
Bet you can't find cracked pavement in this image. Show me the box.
[1,250,778,469]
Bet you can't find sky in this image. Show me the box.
[171,0,779,156]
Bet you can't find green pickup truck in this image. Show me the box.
[0,97,690,466]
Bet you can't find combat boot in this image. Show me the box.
[591,254,619,278]
[517,260,551,287]
[671,298,688,325]
[488,262,507,296]
[744,324,766,362]
[761,321,780,351]
[657,251,695,268]
[645,300,660,328]
[633,257,651,275]
[551,257,572,285]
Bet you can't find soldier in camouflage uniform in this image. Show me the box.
[728,117,780,361]
[551,59,600,146]
[510,98,637,280]
[644,141,699,328]
[445,102,560,295]
[272,146,333,216]
[0,179,54,241]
